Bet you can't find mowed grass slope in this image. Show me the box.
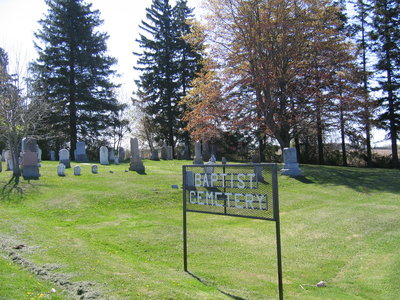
[0,161,399,299]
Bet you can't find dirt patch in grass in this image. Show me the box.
[0,235,102,299]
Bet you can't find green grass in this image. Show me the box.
[0,161,399,299]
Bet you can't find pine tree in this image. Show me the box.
[349,0,375,166]
[370,0,400,168]
[134,0,202,157]
[30,0,120,154]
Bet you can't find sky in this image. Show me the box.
[0,0,389,147]
[0,0,204,99]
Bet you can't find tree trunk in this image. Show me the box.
[360,6,372,167]
[339,103,347,167]
[316,105,324,165]
[69,51,77,154]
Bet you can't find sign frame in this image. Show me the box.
[182,163,283,300]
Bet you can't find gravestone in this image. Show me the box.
[210,144,217,160]
[167,146,173,160]
[21,138,40,180]
[193,142,203,165]
[57,163,66,176]
[252,153,261,163]
[1,150,5,161]
[74,165,81,176]
[59,149,71,168]
[183,145,190,160]
[91,164,98,174]
[99,146,109,165]
[161,143,168,160]
[281,147,302,176]
[202,141,210,161]
[5,150,12,171]
[118,147,125,161]
[114,157,119,165]
[74,141,89,162]
[50,151,56,161]
[150,149,159,161]
[209,155,216,163]
[222,157,227,165]
[0,155,2,172]
[22,137,37,152]
[129,137,145,173]
[36,145,42,162]
[109,149,115,162]
[252,153,263,180]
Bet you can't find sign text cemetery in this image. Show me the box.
[183,163,283,299]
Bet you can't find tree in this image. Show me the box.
[370,0,400,168]
[191,0,357,155]
[0,48,47,191]
[30,0,120,154]
[134,0,203,157]
[346,0,376,166]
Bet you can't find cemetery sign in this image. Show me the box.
[182,163,283,299]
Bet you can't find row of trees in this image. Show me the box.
[1,0,398,171]
[1,0,130,171]
[134,0,399,167]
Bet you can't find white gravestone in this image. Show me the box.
[59,149,71,168]
[281,147,302,176]
[109,149,115,162]
[193,142,203,165]
[99,146,109,165]
[118,147,125,161]
[36,145,42,162]
[129,138,145,173]
[91,164,98,174]
[5,150,13,171]
[74,165,81,176]
[57,163,66,176]
[74,141,89,162]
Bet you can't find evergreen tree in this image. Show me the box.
[370,0,400,168]
[30,0,120,153]
[352,0,375,166]
[134,0,202,157]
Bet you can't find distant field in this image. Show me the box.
[372,148,400,156]
[0,161,399,299]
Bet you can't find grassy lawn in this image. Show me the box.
[0,160,399,299]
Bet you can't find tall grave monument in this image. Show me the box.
[74,141,89,162]
[59,149,71,168]
[99,146,109,165]
[21,137,40,180]
[281,147,302,177]
[193,142,203,165]
[129,138,145,173]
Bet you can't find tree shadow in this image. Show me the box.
[302,165,400,194]
[292,176,314,184]
[0,174,23,200]
[186,270,246,300]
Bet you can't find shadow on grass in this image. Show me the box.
[303,165,400,193]
[186,271,246,300]
[293,176,314,184]
[0,175,23,200]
